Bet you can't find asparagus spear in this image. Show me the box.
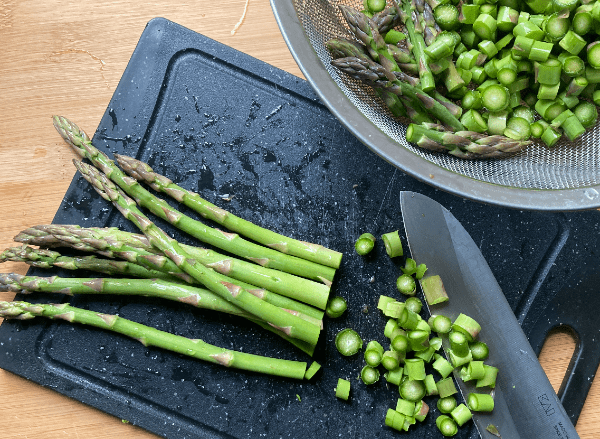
[338,5,402,72]
[339,5,386,61]
[386,44,416,65]
[326,37,373,61]
[1,245,324,322]
[325,37,417,76]
[113,153,342,270]
[371,6,403,33]
[395,0,436,91]
[421,2,441,45]
[72,159,322,346]
[13,223,195,283]
[14,224,331,310]
[0,273,316,356]
[0,245,178,281]
[406,123,531,158]
[330,56,464,130]
[0,300,308,379]
[52,116,336,285]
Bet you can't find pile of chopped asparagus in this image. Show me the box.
[0,116,344,379]
[328,0,600,158]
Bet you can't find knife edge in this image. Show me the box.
[400,191,579,439]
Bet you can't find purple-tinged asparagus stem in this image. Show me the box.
[405,123,531,158]
[394,0,435,91]
[371,6,403,33]
[338,5,402,72]
[330,56,464,130]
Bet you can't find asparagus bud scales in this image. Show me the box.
[71,159,321,346]
[14,224,331,310]
[113,153,342,269]
[53,116,336,285]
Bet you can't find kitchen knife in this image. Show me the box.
[400,191,579,439]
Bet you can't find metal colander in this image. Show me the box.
[271,0,600,210]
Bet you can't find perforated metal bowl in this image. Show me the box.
[271,0,600,211]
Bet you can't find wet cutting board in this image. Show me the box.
[0,17,598,438]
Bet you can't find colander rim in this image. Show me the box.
[270,0,600,211]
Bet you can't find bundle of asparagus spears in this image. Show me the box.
[328,0,600,158]
[0,116,344,380]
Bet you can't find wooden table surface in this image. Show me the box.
[0,1,597,437]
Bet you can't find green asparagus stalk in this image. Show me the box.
[396,0,436,91]
[0,300,308,379]
[376,88,409,118]
[326,37,372,61]
[0,245,178,281]
[386,44,416,64]
[1,244,324,322]
[431,90,464,119]
[391,70,421,87]
[406,123,531,158]
[14,224,331,310]
[113,153,342,270]
[330,56,464,130]
[72,159,321,346]
[12,224,196,283]
[0,273,316,356]
[52,116,336,285]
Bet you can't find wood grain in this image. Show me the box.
[0,1,597,437]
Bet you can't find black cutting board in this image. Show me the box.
[0,17,598,438]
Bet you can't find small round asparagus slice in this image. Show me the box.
[335,328,364,356]
[355,232,376,255]
[326,296,348,318]
[361,365,381,384]
[396,274,417,296]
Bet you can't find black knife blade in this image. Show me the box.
[400,191,579,439]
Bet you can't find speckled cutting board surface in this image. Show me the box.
[0,17,599,439]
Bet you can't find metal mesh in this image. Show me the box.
[293,0,600,190]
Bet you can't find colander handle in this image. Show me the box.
[523,263,600,425]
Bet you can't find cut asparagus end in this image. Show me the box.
[420,275,449,305]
